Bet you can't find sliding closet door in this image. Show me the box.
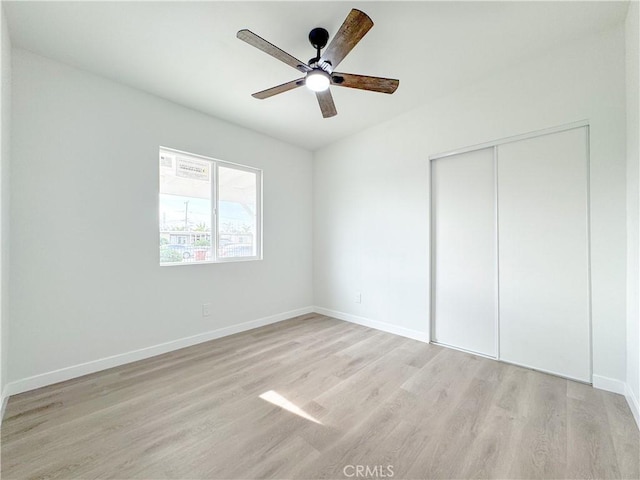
[432,148,496,357]
[498,127,590,382]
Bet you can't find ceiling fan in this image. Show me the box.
[237,9,399,118]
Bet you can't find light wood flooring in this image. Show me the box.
[1,314,638,479]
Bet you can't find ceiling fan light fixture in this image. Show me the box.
[305,70,330,92]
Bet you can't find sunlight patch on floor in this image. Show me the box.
[259,390,323,425]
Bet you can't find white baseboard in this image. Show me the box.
[3,306,314,398]
[625,383,640,429]
[313,306,429,343]
[593,375,640,431]
[1,386,8,421]
[592,375,627,395]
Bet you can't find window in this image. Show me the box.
[159,147,261,265]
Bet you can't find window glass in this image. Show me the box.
[159,148,260,265]
[218,166,258,259]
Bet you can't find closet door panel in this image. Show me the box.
[432,148,496,357]
[498,127,590,382]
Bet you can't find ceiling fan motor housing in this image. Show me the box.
[308,27,329,50]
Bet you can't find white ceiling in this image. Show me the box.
[4,1,628,150]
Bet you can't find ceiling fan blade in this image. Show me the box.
[320,9,373,69]
[316,89,337,118]
[237,29,311,73]
[252,78,305,99]
[331,72,399,94]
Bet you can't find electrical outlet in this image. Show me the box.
[202,303,211,317]
[355,292,362,304]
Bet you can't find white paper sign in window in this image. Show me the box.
[176,156,210,181]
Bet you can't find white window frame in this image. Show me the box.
[159,146,263,266]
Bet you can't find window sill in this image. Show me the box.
[160,256,262,267]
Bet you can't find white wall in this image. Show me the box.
[625,0,640,425]
[314,26,628,385]
[9,49,313,387]
[0,6,11,411]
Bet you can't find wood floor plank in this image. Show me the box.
[566,382,623,479]
[602,392,640,479]
[1,339,299,449]
[507,372,568,479]
[410,376,499,479]
[2,316,637,480]
[457,365,531,479]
